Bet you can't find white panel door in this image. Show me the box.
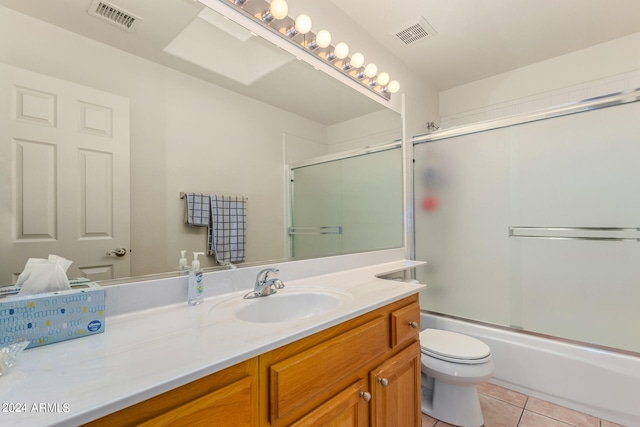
[0,63,130,283]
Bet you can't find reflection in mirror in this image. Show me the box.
[290,145,403,259]
[0,0,402,285]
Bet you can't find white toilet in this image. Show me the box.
[419,328,494,427]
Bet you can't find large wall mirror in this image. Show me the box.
[0,0,402,284]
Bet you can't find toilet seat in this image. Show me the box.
[420,329,491,364]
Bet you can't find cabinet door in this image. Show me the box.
[269,317,387,422]
[290,380,369,427]
[370,342,421,427]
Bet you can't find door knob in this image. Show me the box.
[377,377,389,387]
[408,321,419,329]
[106,247,127,257]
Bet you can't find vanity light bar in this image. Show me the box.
[215,0,399,101]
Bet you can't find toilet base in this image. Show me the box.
[421,373,484,427]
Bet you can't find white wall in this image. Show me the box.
[439,32,640,127]
[0,6,328,275]
[326,109,401,153]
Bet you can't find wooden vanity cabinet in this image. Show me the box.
[285,342,420,427]
[83,358,259,427]
[261,294,421,427]
[83,294,420,427]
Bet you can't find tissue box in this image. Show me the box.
[0,282,105,349]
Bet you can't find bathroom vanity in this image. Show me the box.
[1,251,424,427]
[84,295,420,426]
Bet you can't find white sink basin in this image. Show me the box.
[211,288,352,324]
[236,292,342,323]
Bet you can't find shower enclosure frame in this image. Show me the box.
[412,86,640,355]
[411,87,640,425]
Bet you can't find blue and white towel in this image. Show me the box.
[209,195,247,263]
[184,193,209,227]
[184,192,247,263]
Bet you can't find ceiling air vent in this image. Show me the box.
[87,0,142,32]
[392,17,436,46]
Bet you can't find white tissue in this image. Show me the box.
[16,255,73,295]
[0,341,29,376]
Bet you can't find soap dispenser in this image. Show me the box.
[188,252,204,306]
[177,250,188,275]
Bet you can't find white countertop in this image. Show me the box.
[0,259,424,427]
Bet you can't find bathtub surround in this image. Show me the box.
[421,312,640,426]
[416,90,640,352]
[415,90,640,425]
[418,27,640,427]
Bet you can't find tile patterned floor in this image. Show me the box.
[421,383,626,427]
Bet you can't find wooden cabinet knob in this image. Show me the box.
[377,377,389,387]
[359,391,371,402]
[408,321,418,329]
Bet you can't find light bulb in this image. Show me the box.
[377,72,390,86]
[350,52,364,68]
[269,0,288,20]
[364,63,378,78]
[334,42,349,59]
[316,30,332,48]
[388,80,400,93]
[294,14,312,34]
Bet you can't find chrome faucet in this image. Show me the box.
[244,268,285,299]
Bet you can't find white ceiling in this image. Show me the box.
[2,0,640,122]
[331,0,640,90]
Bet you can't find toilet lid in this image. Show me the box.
[419,329,491,362]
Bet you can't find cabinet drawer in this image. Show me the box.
[138,376,255,427]
[269,316,387,422]
[83,358,258,427]
[390,302,420,348]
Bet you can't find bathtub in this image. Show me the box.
[421,312,640,427]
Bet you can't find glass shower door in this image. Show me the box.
[290,160,343,259]
[413,98,640,353]
[290,147,403,259]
